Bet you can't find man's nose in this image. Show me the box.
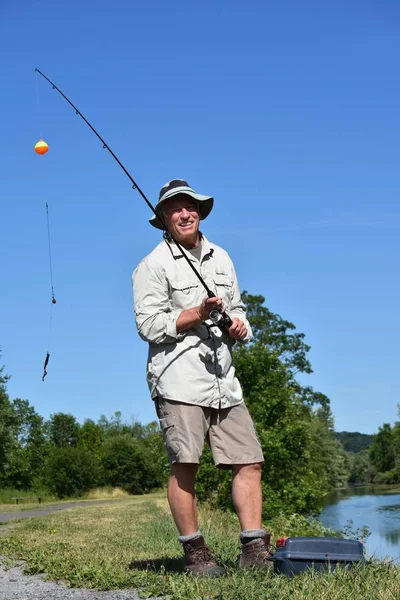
[180,208,190,218]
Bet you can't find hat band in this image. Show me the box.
[159,179,190,199]
[158,185,197,204]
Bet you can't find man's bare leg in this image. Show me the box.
[231,463,263,530]
[167,463,199,535]
[169,463,226,576]
[232,463,273,569]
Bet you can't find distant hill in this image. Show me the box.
[335,431,375,453]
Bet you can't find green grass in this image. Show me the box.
[0,488,51,504]
[0,494,399,600]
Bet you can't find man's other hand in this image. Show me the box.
[227,317,247,341]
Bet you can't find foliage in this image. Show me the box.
[311,407,350,489]
[44,446,102,497]
[347,450,376,484]
[196,294,348,517]
[369,424,396,474]
[0,356,14,485]
[5,399,48,490]
[335,431,375,454]
[48,412,80,447]
[78,419,105,458]
[1,288,399,506]
[241,291,312,375]
[102,434,161,494]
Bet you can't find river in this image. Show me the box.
[319,486,400,564]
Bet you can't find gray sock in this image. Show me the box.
[240,528,265,543]
[178,530,202,544]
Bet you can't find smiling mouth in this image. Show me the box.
[179,222,194,229]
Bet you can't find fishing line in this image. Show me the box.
[42,202,57,381]
[46,202,56,305]
[34,68,232,329]
[35,70,42,138]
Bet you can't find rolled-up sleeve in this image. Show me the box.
[132,260,183,344]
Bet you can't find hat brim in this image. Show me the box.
[149,190,214,230]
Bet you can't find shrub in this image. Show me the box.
[102,435,161,494]
[44,447,102,498]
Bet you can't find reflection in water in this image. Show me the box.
[385,530,400,545]
[319,488,400,563]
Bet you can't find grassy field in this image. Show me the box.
[0,493,399,600]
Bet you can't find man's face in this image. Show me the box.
[162,194,200,248]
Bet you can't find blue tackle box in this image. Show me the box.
[273,536,365,577]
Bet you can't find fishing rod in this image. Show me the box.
[35,68,232,329]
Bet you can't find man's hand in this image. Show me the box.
[196,296,224,321]
[227,317,247,341]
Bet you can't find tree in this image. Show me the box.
[347,450,376,484]
[234,343,327,516]
[334,431,375,454]
[311,406,349,489]
[195,293,347,517]
[0,358,14,485]
[5,399,48,489]
[242,291,312,374]
[369,423,396,474]
[102,435,161,494]
[78,419,105,459]
[48,413,80,447]
[44,446,102,498]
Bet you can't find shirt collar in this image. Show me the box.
[164,233,214,261]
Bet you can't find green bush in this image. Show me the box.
[102,434,161,494]
[373,468,400,485]
[44,447,102,498]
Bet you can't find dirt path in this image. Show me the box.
[0,499,118,523]
[0,501,161,599]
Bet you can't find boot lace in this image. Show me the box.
[192,545,213,563]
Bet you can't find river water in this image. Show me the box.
[319,486,400,563]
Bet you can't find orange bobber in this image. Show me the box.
[34,139,49,155]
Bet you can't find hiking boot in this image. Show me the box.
[238,532,274,570]
[182,535,226,577]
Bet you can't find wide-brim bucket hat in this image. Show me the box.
[149,179,214,230]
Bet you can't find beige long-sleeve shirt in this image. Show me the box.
[132,235,252,408]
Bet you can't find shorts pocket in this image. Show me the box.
[159,415,180,457]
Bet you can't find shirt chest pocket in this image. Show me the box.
[213,273,233,304]
[169,279,200,309]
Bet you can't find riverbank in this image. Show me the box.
[0,494,399,600]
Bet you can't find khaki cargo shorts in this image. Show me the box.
[155,398,264,467]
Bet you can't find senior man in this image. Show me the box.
[132,179,273,577]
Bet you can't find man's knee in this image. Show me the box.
[232,462,263,478]
[171,463,199,484]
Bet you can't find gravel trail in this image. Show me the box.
[0,500,118,524]
[0,502,160,600]
[0,560,159,600]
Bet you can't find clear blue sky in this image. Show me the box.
[1,1,399,434]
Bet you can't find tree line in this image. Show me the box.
[1,292,398,517]
[339,421,400,486]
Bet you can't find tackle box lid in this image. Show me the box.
[274,537,364,561]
